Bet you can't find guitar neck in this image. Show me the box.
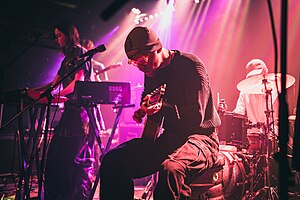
[95,63,122,75]
[141,84,166,141]
[95,67,111,75]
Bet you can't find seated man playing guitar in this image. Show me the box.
[100,26,221,200]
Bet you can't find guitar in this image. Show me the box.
[94,62,122,75]
[141,84,167,141]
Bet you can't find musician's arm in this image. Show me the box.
[32,82,52,92]
[233,92,246,115]
[132,94,163,123]
[132,95,150,123]
[54,69,84,97]
[133,108,146,123]
[31,74,61,92]
[93,60,109,81]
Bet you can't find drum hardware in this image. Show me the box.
[248,78,278,199]
[217,112,249,150]
[218,73,296,199]
[247,132,274,155]
[242,154,258,200]
[248,122,265,129]
[235,73,295,199]
[242,152,281,200]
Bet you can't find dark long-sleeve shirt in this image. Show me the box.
[142,50,221,135]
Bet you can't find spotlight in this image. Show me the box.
[131,7,141,15]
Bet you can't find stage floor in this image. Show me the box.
[0,173,153,200]
[1,172,299,200]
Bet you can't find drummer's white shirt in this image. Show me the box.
[233,91,279,133]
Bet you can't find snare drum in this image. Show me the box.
[217,112,249,150]
[247,132,270,154]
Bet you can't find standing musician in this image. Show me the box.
[82,39,109,82]
[99,26,221,200]
[32,22,94,199]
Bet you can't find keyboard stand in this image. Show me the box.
[82,98,134,200]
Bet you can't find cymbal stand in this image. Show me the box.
[254,79,278,199]
[243,153,257,200]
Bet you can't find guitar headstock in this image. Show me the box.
[94,62,122,75]
[109,62,122,69]
[147,84,166,106]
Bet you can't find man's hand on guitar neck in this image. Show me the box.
[141,94,163,116]
[132,108,146,123]
[132,95,163,123]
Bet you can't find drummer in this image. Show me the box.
[233,59,279,139]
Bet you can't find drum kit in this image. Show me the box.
[217,73,297,200]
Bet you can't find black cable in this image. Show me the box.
[266,0,279,94]
[292,83,300,171]
[266,0,290,199]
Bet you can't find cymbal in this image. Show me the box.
[237,73,295,94]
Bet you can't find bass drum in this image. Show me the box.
[220,151,252,200]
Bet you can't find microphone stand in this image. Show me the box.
[0,54,94,200]
[38,55,95,199]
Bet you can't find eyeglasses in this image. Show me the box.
[128,55,149,67]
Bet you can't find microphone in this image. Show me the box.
[79,44,106,58]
